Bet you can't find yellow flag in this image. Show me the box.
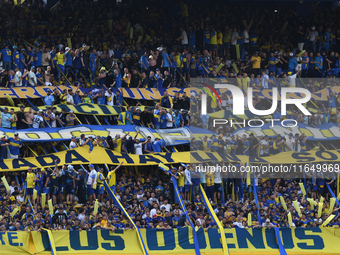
[108,19,113,33]
[48,199,53,216]
[1,176,10,192]
[13,0,18,5]
[320,196,324,204]
[293,201,302,217]
[246,170,251,186]
[328,198,336,214]
[67,38,72,49]
[337,193,340,201]
[11,208,18,218]
[33,189,37,200]
[288,212,293,227]
[232,63,239,74]
[236,44,240,60]
[137,35,143,44]
[125,22,131,35]
[215,63,224,73]
[322,214,335,227]
[41,193,46,208]
[94,199,99,215]
[280,196,287,210]
[299,183,306,196]
[129,27,133,39]
[247,213,252,227]
[307,198,317,210]
[318,202,323,218]
[158,163,169,171]
[140,26,144,36]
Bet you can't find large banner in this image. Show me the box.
[191,150,340,164]
[3,147,340,172]
[0,146,191,172]
[2,227,340,254]
[232,123,340,141]
[0,85,80,98]
[2,84,339,101]
[0,125,192,146]
[0,86,189,100]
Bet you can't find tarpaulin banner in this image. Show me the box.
[0,125,192,146]
[190,149,340,164]
[0,85,80,99]
[0,146,192,172]
[232,123,340,141]
[0,104,163,116]
[8,227,340,254]
[0,231,31,254]
[88,87,189,100]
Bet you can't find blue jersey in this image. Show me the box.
[162,53,170,67]
[13,50,20,67]
[126,111,133,125]
[115,93,123,106]
[19,53,25,69]
[153,140,163,152]
[8,137,22,155]
[302,56,309,70]
[89,53,96,68]
[140,55,149,69]
[115,74,122,88]
[34,50,42,67]
[26,51,33,65]
[160,114,167,128]
[65,52,72,66]
[133,112,140,126]
[242,140,250,155]
[154,109,161,126]
[1,48,12,62]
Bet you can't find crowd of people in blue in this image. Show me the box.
[0,0,338,233]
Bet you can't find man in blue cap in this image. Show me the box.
[12,45,20,70]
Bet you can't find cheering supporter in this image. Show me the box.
[0,0,340,239]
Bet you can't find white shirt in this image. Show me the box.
[134,143,143,154]
[261,74,269,89]
[285,136,295,151]
[14,71,22,86]
[32,115,43,128]
[243,30,250,43]
[150,208,157,218]
[181,30,188,45]
[28,71,37,86]
[231,32,238,45]
[233,221,244,228]
[70,141,77,149]
[87,169,97,185]
[160,204,172,213]
[287,74,297,87]
[77,214,85,221]
[105,91,114,106]
[185,169,192,185]
[310,31,318,42]
[214,170,222,184]
[260,140,270,155]
[51,112,57,127]
[166,113,173,128]
[10,185,16,195]
[67,94,74,104]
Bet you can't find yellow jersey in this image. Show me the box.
[178,172,185,187]
[56,52,65,66]
[242,76,250,90]
[206,172,214,187]
[26,172,36,188]
[113,138,122,153]
[217,32,223,45]
[108,171,116,187]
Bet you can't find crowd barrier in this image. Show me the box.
[1,227,339,255]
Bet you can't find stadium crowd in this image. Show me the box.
[0,0,338,233]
